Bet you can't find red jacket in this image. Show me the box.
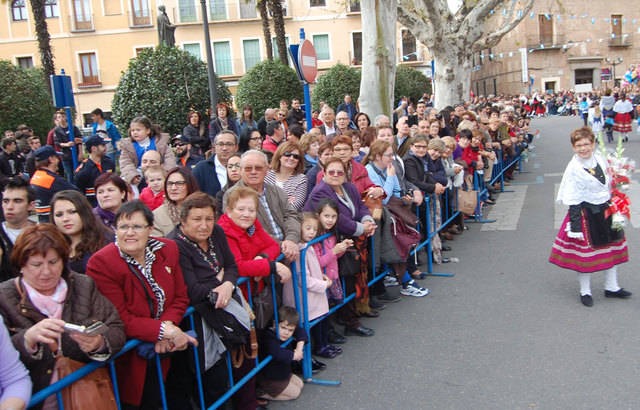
[217,213,281,297]
[316,159,376,194]
[461,145,483,170]
[139,187,165,210]
[261,137,281,154]
[86,238,189,406]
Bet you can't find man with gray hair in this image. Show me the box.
[193,130,238,198]
[374,114,391,127]
[223,150,300,260]
[257,108,276,137]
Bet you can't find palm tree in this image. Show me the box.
[267,0,288,66]
[29,0,55,88]
[257,0,273,60]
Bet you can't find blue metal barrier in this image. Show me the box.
[410,192,454,277]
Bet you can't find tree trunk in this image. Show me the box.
[257,0,273,60]
[431,47,473,109]
[29,0,54,94]
[268,0,288,66]
[359,0,396,120]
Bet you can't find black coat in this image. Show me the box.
[403,153,437,194]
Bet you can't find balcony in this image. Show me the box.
[608,36,632,48]
[526,33,566,52]
[69,13,94,32]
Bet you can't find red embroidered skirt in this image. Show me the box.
[549,214,628,273]
[613,112,632,133]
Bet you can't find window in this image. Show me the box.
[44,0,59,18]
[351,32,362,65]
[611,14,622,37]
[213,41,233,75]
[79,52,99,85]
[183,43,201,60]
[311,34,330,61]
[179,0,197,22]
[17,57,33,69]
[73,0,92,30]
[401,29,417,61]
[310,0,325,6]
[239,0,256,19]
[11,0,27,21]
[272,37,290,64]
[538,14,553,45]
[349,0,360,12]
[131,0,150,25]
[243,39,261,72]
[209,0,226,21]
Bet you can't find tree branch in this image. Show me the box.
[472,0,534,51]
[397,0,437,47]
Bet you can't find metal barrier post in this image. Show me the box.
[410,193,454,277]
[466,171,495,224]
[188,313,206,410]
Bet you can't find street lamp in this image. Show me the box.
[200,0,218,121]
[605,57,623,86]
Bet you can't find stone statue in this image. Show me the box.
[157,5,176,47]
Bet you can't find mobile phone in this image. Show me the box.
[64,321,108,336]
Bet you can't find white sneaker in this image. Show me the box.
[384,275,399,287]
[400,280,430,297]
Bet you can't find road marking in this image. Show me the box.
[512,175,544,185]
[554,183,567,229]
[481,185,528,231]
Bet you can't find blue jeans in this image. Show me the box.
[62,159,74,184]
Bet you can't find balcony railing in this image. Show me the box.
[526,33,566,51]
[608,36,632,47]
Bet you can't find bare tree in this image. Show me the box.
[257,0,273,60]
[397,0,534,108]
[358,0,397,121]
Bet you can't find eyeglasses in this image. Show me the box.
[116,224,149,233]
[249,136,263,141]
[243,165,265,172]
[412,144,428,149]
[278,113,286,117]
[283,152,300,160]
[174,143,187,147]
[227,163,241,169]
[327,169,345,177]
[167,180,187,187]
[216,142,236,148]
[382,153,394,158]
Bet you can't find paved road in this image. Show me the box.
[271,116,640,410]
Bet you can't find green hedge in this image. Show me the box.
[235,60,303,118]
[394,65,431,106]
[311,64,361,110]
[112,45,232,136]
[0,61,55,139]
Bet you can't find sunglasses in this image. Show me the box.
[327,169,345,177]
[243,165,265,172]
[174,142,187,147]
[283,152,300,160]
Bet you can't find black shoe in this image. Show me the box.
[441,245,452,252]
[328,328,346,344]
[311,357,326,372]
[369,299,386,310]
[581,294,594,307]
[377,292,401,303]
[344,326,375,337]
[360,309,380,318]
[604,288,632,298]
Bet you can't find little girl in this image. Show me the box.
[283,211,341,359]
[588,105,604,143]
[139,166,165,210]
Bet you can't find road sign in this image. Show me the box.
[50,73,74,108]
[298,40,318,84]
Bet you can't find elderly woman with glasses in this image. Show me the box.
[264,141,308,211]
[87,200,196,410]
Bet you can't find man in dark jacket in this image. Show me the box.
[30,146,79,222]
[53,111,83,183]
[74,134,115,206]
[0,137,25,188]
[193,131,238,198]
[287,98,305,127]
[0,177,35,281]
[172,135,203,170]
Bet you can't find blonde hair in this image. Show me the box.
[143,166,166,179]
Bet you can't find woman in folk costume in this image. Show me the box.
[613,93,633,142]
[549,127,630,307]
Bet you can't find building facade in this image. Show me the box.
[1,0,430,126]
[471,0,640,96]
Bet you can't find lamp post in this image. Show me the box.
[200,0,218,121]
[605,57,623,87]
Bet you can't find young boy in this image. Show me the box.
[139,166,165,210]
[257,306,306,402]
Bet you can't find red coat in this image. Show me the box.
[316,159,376,194]
[86,238,189,406]
[139,187,165,210]
[217,213,280,297]
[461,145,483,170]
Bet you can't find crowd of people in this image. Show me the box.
[0,87,637,410]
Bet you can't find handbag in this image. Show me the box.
[338,247,360,278]
[456,176,478,216]
[252,277,279,330]
[386,196,419,229]
[55,355,118,410]
[363,193,383,220]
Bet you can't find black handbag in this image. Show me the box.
[253,276,279,330]
[338,248,360,278]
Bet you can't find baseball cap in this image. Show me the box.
[34,146,62,161]
[85,135,106,150]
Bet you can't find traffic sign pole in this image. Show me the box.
[289,29,318,131]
